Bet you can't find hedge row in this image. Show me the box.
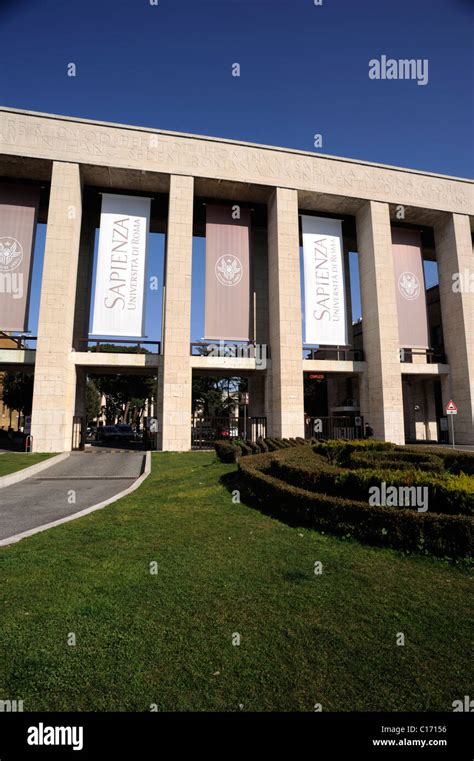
[312,440,394,465]
[214,437,309,463]
[270,456,473,516]
[349,450,445,473]
[312,440,474,476]
[238,451,473,558]
[405,448,474,476]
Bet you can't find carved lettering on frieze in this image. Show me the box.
[0,114,470,211]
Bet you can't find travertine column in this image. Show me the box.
[252,225,269,345]
[248,373,265,417]
[73,219,95,421]
[266,188,304,438]
[356,201,405,444]
[358,372,370,429]
[424,379,438,441]
[72,217,95,349]
[343,243,353,346]
[158,175,194,451]
[434,213,473,444]
[31,162,83,452]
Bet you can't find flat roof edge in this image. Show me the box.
[0,106,472,185]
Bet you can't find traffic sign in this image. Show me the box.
[445,401,457,449]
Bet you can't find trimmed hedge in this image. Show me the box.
[214,436,310,462]
[238,450,473,558]
[350,450,444,473]
[436,451,474,476]
[313,439,393,465]
[214,440,242,463]
[244,441,259,455]
[263,438,280,452]
[398,446,474,476]
[267,445,473,516]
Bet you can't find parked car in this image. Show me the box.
[96,425,121,444]
[115,424,136,442]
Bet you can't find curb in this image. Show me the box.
[0,452,70,489]
[0,451,151,547]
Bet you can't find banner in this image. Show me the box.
[391,227,429,348]
[91,194,151,337]
[204,205,251,341]
[301,215,348,345]
[0,185,39,332]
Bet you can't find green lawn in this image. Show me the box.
[0,452,471,712]
[0,452,54,477]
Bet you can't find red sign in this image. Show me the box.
[309,374,325,380]
[446,400,458,414]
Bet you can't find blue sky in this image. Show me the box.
[1,0,472,341]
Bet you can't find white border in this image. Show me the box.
[0,452,70,489]
[0,451,151,547]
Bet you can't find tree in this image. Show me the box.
[192,375,247,417]
[1,372,34,425]
[85,379,101,422]
[91,374,156,426]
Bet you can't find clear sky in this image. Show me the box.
[1,0,472,341]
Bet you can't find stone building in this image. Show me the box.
[0,107,472,451]
[0,336,22,430]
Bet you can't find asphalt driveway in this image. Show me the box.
[0,451,145,543]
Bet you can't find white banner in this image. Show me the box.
[91,194,151,337]
[301,215,348,346]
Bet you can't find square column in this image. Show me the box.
[356,201,405,444]
[435,214,473,444]
[248,373,266,418]
[31,162,83,452]
[72,217,95,349]
[158,175,194,451]
[266,188,304,438]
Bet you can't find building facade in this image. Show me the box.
[0,107,472,452]
[0,336,23,430]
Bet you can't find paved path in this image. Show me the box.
[0,451,145,542]
[413,443,474,452]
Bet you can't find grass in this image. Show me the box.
[0,451,471,712]
[0,452,54,477]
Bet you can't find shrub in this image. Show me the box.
[246,440,261,454]
[442,452,474,476]
[313,439,394,465]
[272,459,472,516]
[349,450,444,473]
[264,438,280,452]
[215,436,312,461]
[237,451,473,558]
[401,447,474,476]
[214,441,241,463]
[269,438,289,449]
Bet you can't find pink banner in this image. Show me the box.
[204,205,251,341]
[391,227,429,348]
[0,185,39,332]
